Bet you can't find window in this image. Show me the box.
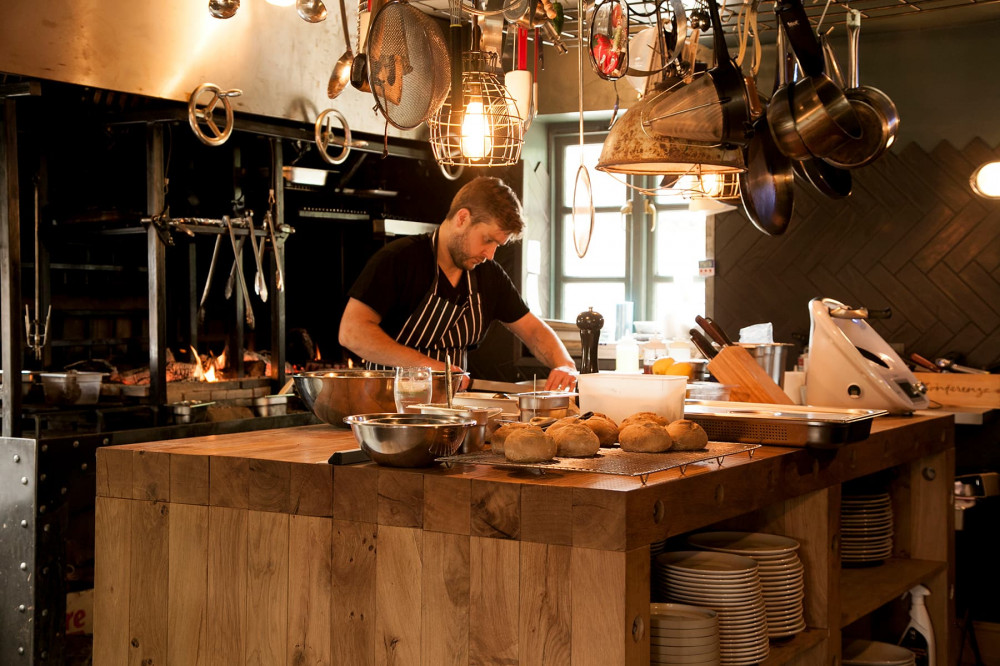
[550,125,711,342]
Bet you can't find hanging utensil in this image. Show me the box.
[264,211,285,292]
[823,9,900,169]
[588,0,629,80]
[244,213,269,303]
[738,22,794,236]
[224,215,255,329]
[328,0,355,98]
[297,0,329,22]
[366,0,451,130]
[704,0,752,147]
[571,0,594,259]
[198,234,224,324]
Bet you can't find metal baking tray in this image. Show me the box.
[683,400,888,448]
[436,441,760,485]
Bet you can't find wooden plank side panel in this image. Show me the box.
[571,547,626,666]
[93,497,131,666]
[168,502,209,666]
[247,510,289,666]
[97,448,133,499]
[331,520,378,666]
[624,547,650,666]
[288,514,332,666]
[375,525,423,666]
[519,542,572,666]
[469,536,519,666]
[421,531,470,666]
[129,500,169,666]
[207,506,248,666]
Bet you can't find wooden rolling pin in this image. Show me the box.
[695,316,794,405]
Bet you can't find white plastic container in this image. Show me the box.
[577,372,687,425]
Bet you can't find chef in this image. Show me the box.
[338,176,578,391]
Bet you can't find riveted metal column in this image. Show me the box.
[1,99,24,437]
[1,438,38,662]
[147,124,167,406]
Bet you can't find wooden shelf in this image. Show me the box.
[840,557,947,627]
[762,628,827,665]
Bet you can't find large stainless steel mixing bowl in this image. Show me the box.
[293,369,469,427]
[344,413,474,467]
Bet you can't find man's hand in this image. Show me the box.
[544,365,578,392]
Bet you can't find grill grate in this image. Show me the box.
[437,440,759,484]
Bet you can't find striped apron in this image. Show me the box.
[366,231,485,370]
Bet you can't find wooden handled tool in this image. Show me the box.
[695,316,793,405]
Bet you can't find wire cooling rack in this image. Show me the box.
[437,440,759,484]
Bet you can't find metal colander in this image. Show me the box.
[365,0,451,130]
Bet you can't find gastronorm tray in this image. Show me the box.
[683,400,889,449]
[436,441,760,485]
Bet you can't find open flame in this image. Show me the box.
[190,345,223,383]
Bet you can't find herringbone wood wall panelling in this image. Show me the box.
[712,139,1000,371]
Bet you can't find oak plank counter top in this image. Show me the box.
[93,413,956,666]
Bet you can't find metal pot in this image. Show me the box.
[823,10,900,169]
[253,394,288,417]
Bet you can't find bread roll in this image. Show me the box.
[546,416,580,434]
[490,421,533,454]
[504,428,557,463]
[666,419,709,451]
[619,422,674,453]
[552,423,601,458]
[620,411,670,430]
[584,416,620,447]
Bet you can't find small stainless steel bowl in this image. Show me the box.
[412,403,504,453]
[344,413,474,467]
[516,391,573,422]
[294,369,469,427]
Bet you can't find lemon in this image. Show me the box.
[651,357,675,375]
[664,361,693,378]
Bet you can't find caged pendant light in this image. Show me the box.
[429,52,524,167]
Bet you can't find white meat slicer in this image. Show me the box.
[806,298,928,414]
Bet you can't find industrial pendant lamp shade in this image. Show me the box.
[429,52,524,167]
[596,91,745,176]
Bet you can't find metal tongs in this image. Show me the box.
[244,211,269,303]
[445,352,454,409]
[224,215,255,329]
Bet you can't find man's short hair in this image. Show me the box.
[446,176,525,238]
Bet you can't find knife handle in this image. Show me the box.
[690,329,718,359]
[695,315,734,347]
[910,353,940,373]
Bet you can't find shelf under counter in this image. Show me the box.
[840,557,948,628]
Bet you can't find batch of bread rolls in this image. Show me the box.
[490,411,709,464]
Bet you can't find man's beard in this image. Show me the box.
[447,229,482,270]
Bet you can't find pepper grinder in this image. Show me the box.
[576,307,604,374]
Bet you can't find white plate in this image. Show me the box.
[649,603,719,629]
[657,551,759,575]
[688,531,801,556]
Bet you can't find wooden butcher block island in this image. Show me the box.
[93,413,956,666]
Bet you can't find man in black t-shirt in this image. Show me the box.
[339,177,578,391]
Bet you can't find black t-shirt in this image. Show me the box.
[347,233,530,341]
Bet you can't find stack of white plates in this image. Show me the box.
[842,639,917,665]
[841,493,894,565]
[649,603,721,666]
[654,551,770,665]
[687,532,806,639]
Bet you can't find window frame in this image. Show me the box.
[548,122,703,327]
